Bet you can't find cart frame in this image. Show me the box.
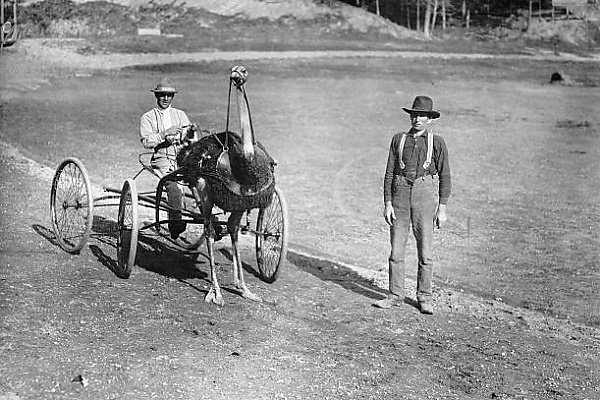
[50,150,289,282]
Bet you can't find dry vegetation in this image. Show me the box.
[11,0,600,54]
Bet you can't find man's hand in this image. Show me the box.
[164,126,184,144]
[384,201,395,226]
[435,203,447,229]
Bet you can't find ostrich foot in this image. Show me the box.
[205,286,225,306]
[239,288,262,302]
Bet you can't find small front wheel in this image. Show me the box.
[255,187,289,283]
[116,179,139,278]
[50,157,94,253]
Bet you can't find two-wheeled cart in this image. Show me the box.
[50,150,288,282]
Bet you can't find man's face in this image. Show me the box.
[409,112,431,131]
[155,92,175,110]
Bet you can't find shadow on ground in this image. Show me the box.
[89,215,263,300]
[36,215,390,303]
[287,251,387,301]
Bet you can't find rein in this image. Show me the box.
[224,78,232,152]
[241,85,256,145]
[224,73,256,151]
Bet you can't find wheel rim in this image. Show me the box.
[117,180,138,277]
[117,191,133,267]
[256,188,288,281]
[51,159,93,253]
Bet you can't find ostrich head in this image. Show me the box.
[230,65,248,88]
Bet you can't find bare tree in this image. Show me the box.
[424,0,432,36]
[416,0,421,32]
[460,0,471,28]
[431,0,439,33]
[441,0,446,30]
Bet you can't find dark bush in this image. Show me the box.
[17,0,205,37]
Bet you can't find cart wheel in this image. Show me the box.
[116,179,139,279]
[255,187,289,283]
[50,157,94,254]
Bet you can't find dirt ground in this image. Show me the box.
[1,39,600,399]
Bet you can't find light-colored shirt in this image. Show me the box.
[139,106,190,150]
[140,106,191,174]
[161,107,173,131]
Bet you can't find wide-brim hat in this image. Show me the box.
[150,77,178,94]
[402,95,440,119]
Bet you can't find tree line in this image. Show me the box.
[339,0,591,37]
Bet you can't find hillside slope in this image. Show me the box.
[59,0,422,39]
[15,0,600,52]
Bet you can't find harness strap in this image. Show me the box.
[423,130,434,170]
[154,108,177,171]
[398,133,407,170]
[398,130,434,171]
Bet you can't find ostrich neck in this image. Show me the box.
[236,86,254,157]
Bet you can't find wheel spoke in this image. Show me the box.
[255,188,288,282]
[53,159,89,247]
[51,159,93,252]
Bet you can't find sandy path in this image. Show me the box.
[4,38,600,75]
[12,38,600,70]
[3,38,599,101]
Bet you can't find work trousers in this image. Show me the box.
[151,155,185,234]
[389,175,438,302]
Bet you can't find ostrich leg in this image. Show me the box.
[192,183,224,306]
[228,211,261,302]
[204,230,224,306]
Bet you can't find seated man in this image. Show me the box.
[139,77,190,239]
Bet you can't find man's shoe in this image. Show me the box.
[169,221,187,240]
[373,296,401,309]
[419,301,433,315]
[211,217,225,242]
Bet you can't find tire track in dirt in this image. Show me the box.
[19,38,600,71]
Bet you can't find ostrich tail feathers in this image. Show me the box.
[177,130,276,211]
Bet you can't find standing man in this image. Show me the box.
[375,95,452,315]
[140,77,191,239]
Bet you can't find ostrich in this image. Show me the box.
[177,66,275,306]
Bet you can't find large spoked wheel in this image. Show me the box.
[116,179,139,279]
[50,157,94,254]
[255,187,289,283]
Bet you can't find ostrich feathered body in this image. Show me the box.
[177,131,275,212]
